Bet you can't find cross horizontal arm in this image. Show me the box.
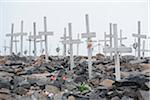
[39,31,54,36]
[29,35,41,39]
[13,40,19,42]
[98,40,110,42]
[13,32,28,36]
[61,39,82,44]
[132,34,146,38]
[60,36,70,39]
[6,33,20,37]
[105,34,114,38]
[118,37,127,40]
[81,32,96,38]
[36,40,45,42]
[103,47,132,53]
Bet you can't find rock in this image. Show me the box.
[0,58,6,65]
[0,88,10,94]
[139,90,150,100]
[129,59,147,64]
[121,96,134,100]
[19,81,31,89]
[111,96,120,100]
[11,76,25,88]
[114,74,150,91]
[89,78,100,87]
[68,96,75,100]
[0,93,16,100]
[13,87,28,95]
[74,75,88,83]
[141,64,150,69]
[121,55,135,63]
[0,78,11,89]
[16,92,48,100]
[65,82,76,91]
[45,85,60,94]
[36,77,50,86]
[100,79,115,88]
[95,53,105,60]
[5,61,23,66]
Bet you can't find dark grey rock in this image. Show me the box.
[0,78,11,89]
[19,81,31,89]
[13,87,28,95]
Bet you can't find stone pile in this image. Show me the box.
[0,54,149,100]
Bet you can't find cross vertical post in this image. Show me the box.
[81,14,96,79]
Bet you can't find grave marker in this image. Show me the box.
[39,17,54,61]
[132,21,146,60]
[61,23,82,70]
[81,14,96,79]
[103,24,132,81]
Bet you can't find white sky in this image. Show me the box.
[0,0,150,56]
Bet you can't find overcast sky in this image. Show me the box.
[0,0,149,56]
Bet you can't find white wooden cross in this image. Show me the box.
[29,22,41,58]
[13,37,19,54]
[39,17,54,62]
[60,27,69,56]
[3,40,10,55]
[61,23,82,70]
[36,38,45,54]
[76,33,83,56]
[118,29,127,47]
[81,14,96,79]
[14,21,27,56]
[132,21,146,60]
[26,32,32,56]
[118,29,127,56]
[98,32,110,56]
[105,23,114,60]
[6,23,14,55]
[6,23,20,55]
[136,40,150,58]
[103,24,132,81]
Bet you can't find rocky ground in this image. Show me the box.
[0,53,150,100]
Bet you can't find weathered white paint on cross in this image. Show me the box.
[39,17,54,62]
[29,22,41,58]
[98,32,110,56]
[76,33,83,56]
[3,40,10,55]
[14,21,28,56]
[36,38,45,54]
[13,38,19,54]
[61,23,82,70]
[105,23,115,60]
[60,27,69,56]
[135,40,150,58]
[6,23,14,55]
[6,23,20,55]
[103,24,132,81]
[132,21,146,60]
[118,29,127,47]
[81,14,96,79]
[26,32,33,55]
